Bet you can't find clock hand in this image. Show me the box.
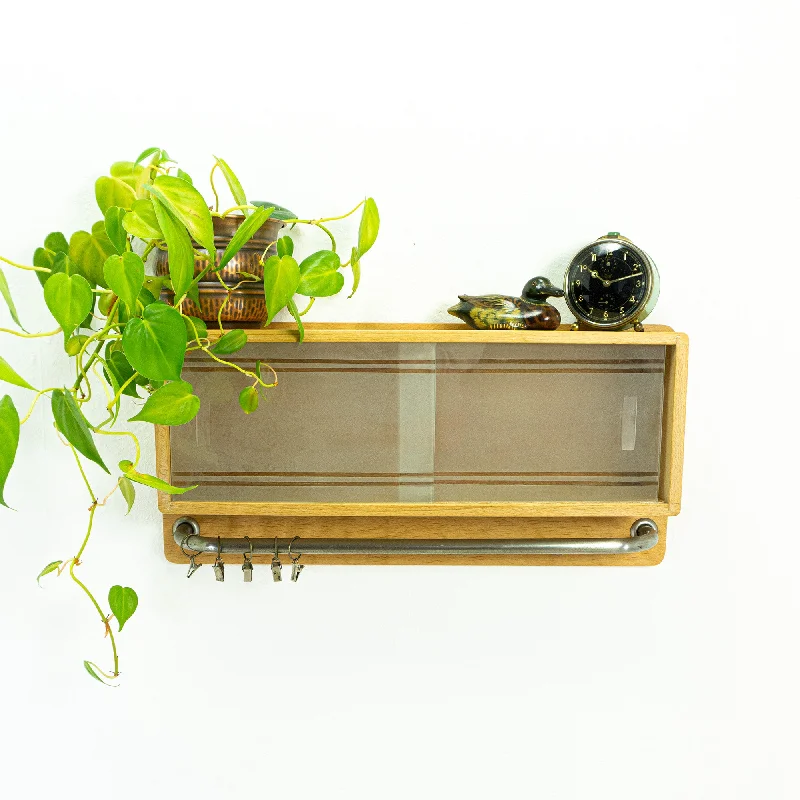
[605,272,643,285]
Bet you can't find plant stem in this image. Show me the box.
[72,300,120,392]
[0,326,61,338]
[64,447,120,678]
[200,345,277,388]
[258,239,278,263]
[298,297,316,316]
[19,388,58,424]
[210,163,220,212]
[69,557,119,678]
[106,372,139,411]
[69,445,97,506]
[93,428,141,470]
[216,204,258,217]
[314,223,336,251]
[0,254,51,273]
[283,200,365,226]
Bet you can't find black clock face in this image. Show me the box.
[566,241,649,326]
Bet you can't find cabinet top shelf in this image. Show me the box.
[211,323,685,346]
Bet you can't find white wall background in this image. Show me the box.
[1,1,798,797]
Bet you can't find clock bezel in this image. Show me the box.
[563,236,658,330]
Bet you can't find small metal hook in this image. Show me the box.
[180,534,203,579]
[213,536,225,582]
[242,535,254,582]
[288,536,304,582]
[271,536,282,582]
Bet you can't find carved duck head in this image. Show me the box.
[521,276,564,303]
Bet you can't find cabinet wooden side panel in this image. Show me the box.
[660,335,689,512]
[154,425,172,513]
[162,515,667,567]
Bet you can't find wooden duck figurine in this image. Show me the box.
[448,276,565,330]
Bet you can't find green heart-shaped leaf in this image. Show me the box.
[263,255,300,324]
[0,267,25,331]
[218,206,274,270]
[276,236,294,258]
[83,660,109,685]
[0,395,20,508]
[183,315,208,343]
[104,207,128,255]
[104,347,140,398]
[108,585,138,632]
[148,175,215,257]
[34,235,69,288]
[134,146,161,166]
[238,386,259,414]
[211,329,247,355]
[357,197,380,258]
[214,156,248,213]
[151,197,194,300]
[286,297,305,343]
[36,560,62,586]
[43,272,93,339]
[0,355,35,391]
[176,169,193,184]
[123,199,163,240]
[297,250,343,297]
[119,476,135,514]
[103,252,144,313]
[110,161,148,198]
[252,201,297,221]
[44,232,69,254]
[122,302,186,381]
[349,246,361,298]
[33,247,55,288]
[119,460,197,494]
[51,389,109,473]
[69,225,117,286]
[128,380,200,426]
[95,176,137,215]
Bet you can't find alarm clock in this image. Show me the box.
[563,233,660,331]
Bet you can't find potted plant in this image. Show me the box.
[0,147,380,684]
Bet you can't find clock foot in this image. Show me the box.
[633,321,644,332]
[570,323,580,331]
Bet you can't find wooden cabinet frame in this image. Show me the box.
[158,324,688,566]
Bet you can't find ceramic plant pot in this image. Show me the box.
[152,213,284,284]
[161,284,267,324]
[154,213,282,323]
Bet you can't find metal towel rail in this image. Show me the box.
[172,517,659,557]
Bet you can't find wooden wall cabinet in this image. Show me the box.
[158,324,688,567]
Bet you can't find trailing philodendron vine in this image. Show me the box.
[0,148,380,684]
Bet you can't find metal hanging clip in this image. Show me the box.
[271,537,282,582]
[242,535,254,582]
[213,536,225,582]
